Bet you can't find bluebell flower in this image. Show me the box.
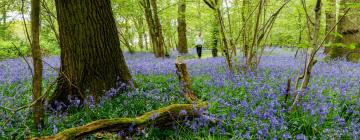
[179,110,187,116]
[52,125,58,134]
[296,134,307,140]
[282,132,292,139]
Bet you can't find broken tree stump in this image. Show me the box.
[284,78,291,105]
[175,56,198,102]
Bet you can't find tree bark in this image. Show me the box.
[141,0,165,58]
[150,0,165,57]
[31,0,43,129]
[137,18,145,50]
[211,11,219,57]
[177,0,188,54]
[50,0,132,105]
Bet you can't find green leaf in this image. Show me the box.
[347,43,357,50]
[331,32,343,38]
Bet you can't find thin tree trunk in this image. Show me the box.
[247,0,264,70]
[138,18,144,50]
[142,0,157,55]
[292,0,322,107]
[150,0,165,57]
[50,0,132,105]
[177,0,188,53]
[141,0,165,58]
[144,32,149,50]
[203,0,233,71]
[241,0,249,58]
[1,6,6,25]
[211,11,219,57]
[302,0,322,90]
[31,0,43,129]
[217,8,233,71]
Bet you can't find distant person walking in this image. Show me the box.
[195,33,204,58]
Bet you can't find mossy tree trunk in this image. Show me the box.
[30,0,43,129]
[329,0,360,60]
[50,0,132,105]
[177,0,188,54]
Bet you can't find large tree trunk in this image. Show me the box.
[50,0,132,105]
[329,0,360,61]
[177,0,188,54]
[31,0,43,129]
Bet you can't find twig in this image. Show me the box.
[21,0,32,46]
[42,60,85,99]
[11,42,34,76]
[1,79,57,127]
[234,1,262,43]
[40,0,60,44]
[301,0,314,25]
[314,8,351,54]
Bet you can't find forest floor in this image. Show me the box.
[0,48,359,139]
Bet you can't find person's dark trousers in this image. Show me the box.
[196,45,202,58]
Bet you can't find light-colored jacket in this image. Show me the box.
[195,36,204,46]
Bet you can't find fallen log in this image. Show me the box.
[32,58,207,140]
[31,102,208,140]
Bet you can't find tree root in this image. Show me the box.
[31,102,208,140]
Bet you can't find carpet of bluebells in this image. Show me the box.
[0,48,359,139]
